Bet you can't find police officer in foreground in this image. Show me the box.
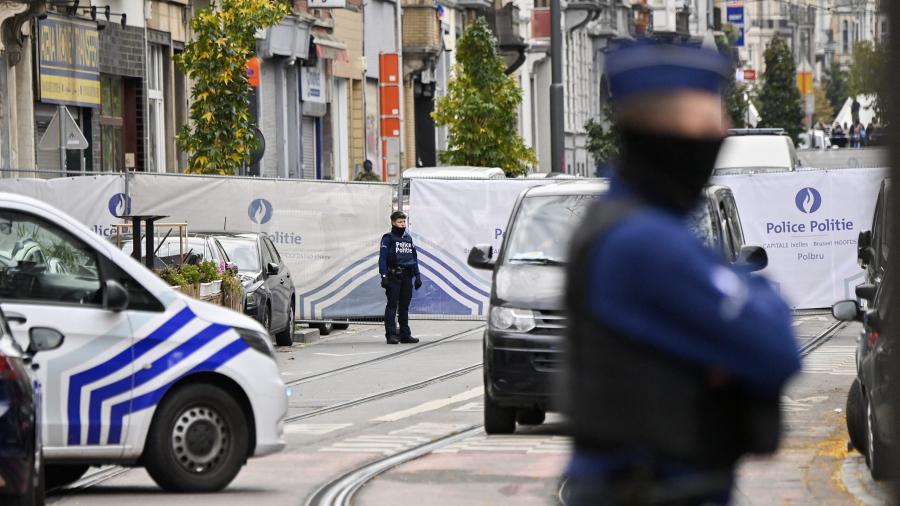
[563,40,802,505]
[379,211,422,344]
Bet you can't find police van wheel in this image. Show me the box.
[484,394,516,435]
[314,323,333,336]
[516,408,546,426]
[333,322,350,330]
[275,306,295,346]
[144,384,249,492]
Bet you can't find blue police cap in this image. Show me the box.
[605,39,731,102]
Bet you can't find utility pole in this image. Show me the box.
[550,0,564,174]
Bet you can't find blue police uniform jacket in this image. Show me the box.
[566,177,802,478]
[379,230,420,276]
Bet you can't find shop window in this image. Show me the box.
[100,75,123,171]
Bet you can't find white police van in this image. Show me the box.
[0,193,287,492]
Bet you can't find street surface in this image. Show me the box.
[46,314,891,505]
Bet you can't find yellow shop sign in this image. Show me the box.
[36,14,100,107]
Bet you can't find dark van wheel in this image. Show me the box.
[846,378,865,452]
[144,384,249,492]
[11,446,42,506]
[313,322,333,336]
[484,393,516,435]
[517,408,546,426]
[275,306,295,346]
[866,396,892,480]
[333,322,350,330]
[45,463,89,490]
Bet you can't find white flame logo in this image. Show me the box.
[254,203,266,223]
[801,189,815,214]
[109,194,129,217]
[248,199,272,224]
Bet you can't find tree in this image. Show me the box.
[822,60,848,113]
[848,40,886,120]
[585,103,619,167]
[813,85,834,125]
[176,0,290,175]
[725,80,751,129]
[432,18,536,177]
[757,37,804,142]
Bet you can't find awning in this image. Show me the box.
[312,32,349,62]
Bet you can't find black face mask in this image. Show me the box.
[391,225,406,235]
[618,128,724,214]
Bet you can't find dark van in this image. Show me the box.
[858,178,890,289]
[468,181,766,434]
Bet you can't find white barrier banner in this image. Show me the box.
[0,175,128,240]
[712,168,886,308]
[130,174,393,319]
[408,178,550,316]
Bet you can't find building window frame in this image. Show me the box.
[147,44,166,173]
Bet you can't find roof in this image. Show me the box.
[402,166,506,179]
[727,128,786,136]
[523,179,610,197]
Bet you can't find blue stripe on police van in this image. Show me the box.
[86,323,230,444]
[106,337,250,445]
[66,306,195,445]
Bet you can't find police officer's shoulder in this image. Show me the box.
[591,209,710,264]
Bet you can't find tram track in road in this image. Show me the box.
[285,362,482,423]
[799,320,844,357]
[285,325,484,387]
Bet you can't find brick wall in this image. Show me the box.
[99,24,145,78]
[402,5,441,50]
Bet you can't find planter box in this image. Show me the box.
[200,281,222,297]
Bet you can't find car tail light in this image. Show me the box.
[0,355,16,380]
[868,330,880,347]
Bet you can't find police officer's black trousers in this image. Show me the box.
[384,272,413,339]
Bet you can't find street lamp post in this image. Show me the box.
[550,0,565,174]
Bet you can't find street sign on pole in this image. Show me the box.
[726,2,745,47]
[38,106,88,150]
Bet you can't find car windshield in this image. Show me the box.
[121,237,208,260]
[216,238,260,272]
[504,194,599,265]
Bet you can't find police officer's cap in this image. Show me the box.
[605,39,731,103]
[391,211,407,221]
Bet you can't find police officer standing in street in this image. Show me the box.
[563,40,802,505]
[380,211,422,344]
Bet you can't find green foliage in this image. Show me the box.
[725,81,751,129]
[757,38,804,142]
[432,18,536,177]
[848,40,887,120]
[176,0,290,175]
[584,103,619,166]
[159,267,188,287]
[221,269,244,311]
[823,60,848,113]
[197,260,220,283]
[157,261,221,286]
[813,85,834,124]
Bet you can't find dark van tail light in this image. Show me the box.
[0,355,16,380]
[868,330,880,347]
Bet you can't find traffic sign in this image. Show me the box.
[796,71,814,96]
[743,69,756,81]
[38,106,88,150]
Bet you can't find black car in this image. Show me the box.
[858,178,890,288]
[118,233,234,269]
[467,181,767,434]
[203,232,296,346]
[0,313,64,505]
[835,271,895,480]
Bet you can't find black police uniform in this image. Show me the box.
[379,227,421,343]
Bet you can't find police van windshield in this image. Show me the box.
[504,194,599,265]
[217,238,260,273]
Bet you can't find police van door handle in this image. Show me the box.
[5,312,26,325]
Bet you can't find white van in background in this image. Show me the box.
[714,128,801,175]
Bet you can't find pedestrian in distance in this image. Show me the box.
[355,159,381,182]
[562,39,801,506]
[379,211,422,344]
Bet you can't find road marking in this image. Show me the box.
[318,423,471,455]
[434,434,571,455]
[452,401,484,412]
[314,351,385,357]
[371,386,484,422]
[284,423,352,435]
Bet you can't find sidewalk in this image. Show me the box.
[733,321,888,505]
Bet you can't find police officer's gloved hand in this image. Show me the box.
[381,275,389,289]
[414,275,422,290]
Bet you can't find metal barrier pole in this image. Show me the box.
[397,177,404,212]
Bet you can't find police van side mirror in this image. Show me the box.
[267,262,280,276]
[104,280,130,312]
[467,244,495,270]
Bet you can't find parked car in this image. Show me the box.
[467,180,767,434]
[0,312,65,505]
[834,271,895,480]
[118,233,233,269]
[202,232,297,345]
[0,194,287,492]
[858,178,891,289]
[713,128,801,175]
